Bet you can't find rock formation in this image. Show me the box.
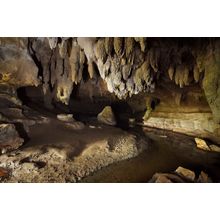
[97,106,116,126]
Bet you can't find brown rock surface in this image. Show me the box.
[0,123,24,153]
[97,106,116,126]
[175,166,195,181]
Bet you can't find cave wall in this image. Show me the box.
[0,37,220,143]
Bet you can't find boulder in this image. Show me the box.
[197,171,212,183]
[195,138,220,153]
[97,106,116,126]
[209,144,220,153]
[195,138,210,151]
[175,166,195,181]
[0,123,24,153]
[149,173,185,183]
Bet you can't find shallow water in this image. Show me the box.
[81,126,220,183]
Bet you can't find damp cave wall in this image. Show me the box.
[0,37,220,143]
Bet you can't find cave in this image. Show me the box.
[0,37,220,183]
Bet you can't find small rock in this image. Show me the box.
[57,114,75,122]
[197,171,212,183]
[0,167,9,178]
[129,118,135,124]
[175,166,195,181]
[97,106,116,126]
[195,138,210,151]
[0,123,24,153]
[155,174,172,183]
[129,118,135,127]
[209,144,220,153]
[149,173,185,183]
[89,125,96,129]
[21,162,36,171]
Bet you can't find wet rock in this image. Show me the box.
[209,144,220,153]
[194,138,220,153]
[154,174,172,183]
[175,166,195,181]
[195,138,210,151]
[97,106,116,126]
[57,114,75,122]
[0,123,24,153]
[197,171,212,183]
[149,173,185,183]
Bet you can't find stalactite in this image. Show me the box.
[94,39,107,63]
[134,37,147,52]
[47,37,58,50]
[26,37,215,104]
[168,65,174,80]
[113,37,123,56]
[193,65,200,83]
[104,37,113,56]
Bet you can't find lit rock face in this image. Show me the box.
[202,40,220,123]
[0,38,39,87]
[97,106,116,126]
[78,37,160,99]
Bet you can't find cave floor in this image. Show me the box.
[1,107,220,183]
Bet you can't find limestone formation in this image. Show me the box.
[97,106,116,126]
